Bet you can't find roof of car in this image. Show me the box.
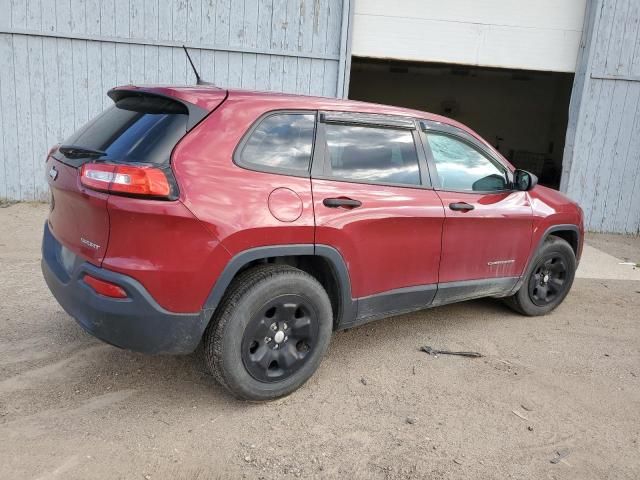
[111,84,507,165]
[114,84,452,123]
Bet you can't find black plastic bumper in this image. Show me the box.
[41,223,206,354]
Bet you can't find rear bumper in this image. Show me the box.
[41,223,205,354]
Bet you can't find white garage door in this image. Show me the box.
[352,0,587,72]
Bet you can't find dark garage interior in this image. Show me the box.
[348,57,574,189]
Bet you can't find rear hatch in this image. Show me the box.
[46,87,226,265]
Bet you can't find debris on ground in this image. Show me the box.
[405,417,416,425]
[420,345,483,358]
[512,410,529,421]
[0,200,18,208]
[550,449,570,464]
[360,377,367,386]
[521,404,533,411]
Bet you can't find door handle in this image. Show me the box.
[449,202,474,211]
[323,197,362,209]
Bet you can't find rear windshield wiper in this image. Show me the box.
[59,145,107,159]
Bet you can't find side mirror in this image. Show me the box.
[514,169,538,191]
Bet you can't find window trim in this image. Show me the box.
[233,109,318,178]
[320,111,416,130]
[311,112,432,190]
[419,120,515,194]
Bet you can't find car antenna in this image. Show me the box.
[182,45,215,86]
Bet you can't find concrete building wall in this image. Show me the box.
[562,0,640,233]
[352,0,587,72]
[0,0,351,201]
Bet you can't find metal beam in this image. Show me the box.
[0,28,341,62]
[337,0,355,98]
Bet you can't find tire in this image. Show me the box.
[204,264,333,400]
[504,236,577,316]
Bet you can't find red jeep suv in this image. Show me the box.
[42,85,584,400]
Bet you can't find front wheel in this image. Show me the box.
[204,264,333,400]
[504,236,577,316]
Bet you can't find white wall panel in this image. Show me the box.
[353,0,587,72]
[0,0,351,201]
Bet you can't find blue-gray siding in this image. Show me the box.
[0,0,351,201]
[562,0,640,233]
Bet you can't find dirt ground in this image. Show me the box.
[1,203,639,480]
[584,232,640,264]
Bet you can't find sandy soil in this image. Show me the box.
[1,203,639,479]
[586,232,640,263]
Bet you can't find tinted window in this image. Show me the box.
[325,124,421,186]
[240,113,315,172]
[426,133,508,191]
[62,96,189,165]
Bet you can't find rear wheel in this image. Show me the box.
[204,264,333,400]
[505,236,576,316]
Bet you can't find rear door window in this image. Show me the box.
[58,95,189,167]
[322,124,421,186]
[237,113,316,175]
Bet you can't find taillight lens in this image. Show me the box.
[83,274,128,298]
[80,163,117,192]
[80,163,172,198]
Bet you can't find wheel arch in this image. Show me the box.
[533,224,580,257]
[547,227,579,258]
[201,244,356,331]
[510,223,581,295]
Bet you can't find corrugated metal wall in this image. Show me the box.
[0,0,352,201]
[562,0,640,234]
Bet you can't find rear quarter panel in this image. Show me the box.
[171,95,316,257]
[102,197,230,313]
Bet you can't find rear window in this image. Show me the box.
[59,95,189,166]
[237,113,316,175]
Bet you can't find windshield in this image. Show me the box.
[58,95,189,166]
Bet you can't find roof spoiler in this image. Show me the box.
[107,89,209,131]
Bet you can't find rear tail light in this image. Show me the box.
[83,274,128,298]
[80,162,173,198]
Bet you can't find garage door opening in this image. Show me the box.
[348,58,574,189]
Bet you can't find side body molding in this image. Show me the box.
[202,225,580,332]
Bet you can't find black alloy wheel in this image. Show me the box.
[241,294,318,383]
[528,254,569,306]
[204,264,333,400]
[503,236,576,316]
